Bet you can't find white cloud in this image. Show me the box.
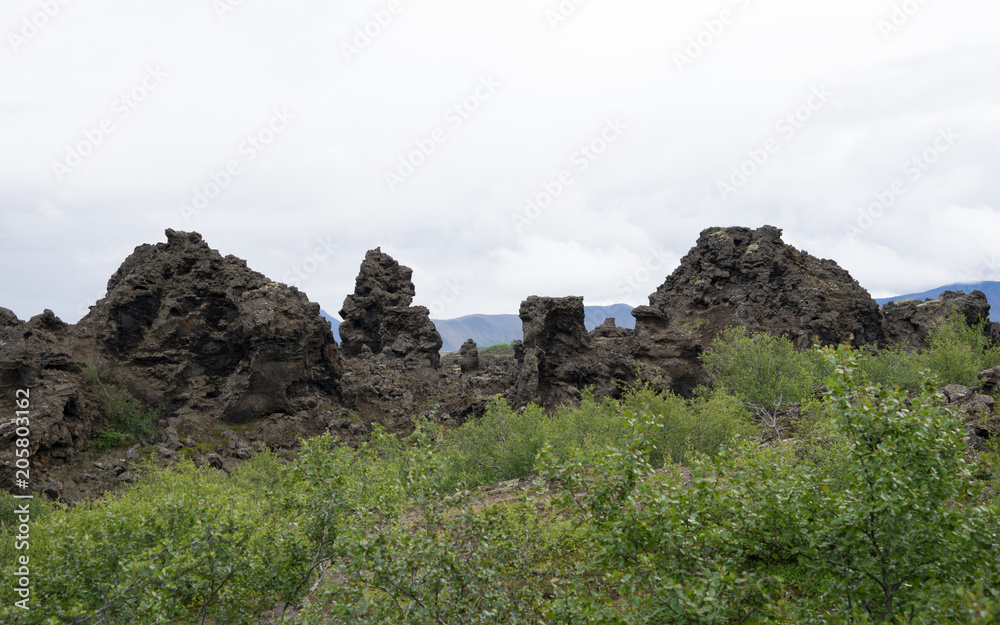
[0,0,998,322]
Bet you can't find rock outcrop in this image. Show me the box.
[0,310,96,481]
[6,225,997,500]
[617,225,885,396]
[77,229,343,425]
[979,366,1000,392]
[512,297,638,407]
[335,249,450,431]
[514,297,590,407]
[338,248,442,370]
[881,290,994,351]
[633,225,885,350]
[458,339,480,374]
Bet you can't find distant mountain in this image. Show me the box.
[320,310,341,338]
[321,304,637,352]
[876,281,1000,322]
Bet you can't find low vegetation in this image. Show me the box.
[478,341,514,353]
[83,363,157,450]
[3,312,1000,623]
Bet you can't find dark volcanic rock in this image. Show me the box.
[0,307,21,328]
[589,318,634,339]
[0,310,96,488]
[458,339,480,374]
[77,229,343,425]
[979,366,1000,392]
[513,296,637,407]
[338,248,442,370]
[514,296,590,407]
[881,290,994,352]
[633,226,885,351]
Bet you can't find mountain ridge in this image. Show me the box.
[319,281,1000,351]
[321,304,637,352]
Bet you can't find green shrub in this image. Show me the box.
[620,382,756,466]
[478,341,513,353]
[437,385,754,492]
[787,346,1000,622]
[922,307,1000,387]
[535,346,1000,623]
[0,454,313,625]
[536,418,773,624]
[297,430,548,625]
[855,344,924,393]
[437,397,550,491]
[83,363,157,449]
[700,326,819,427]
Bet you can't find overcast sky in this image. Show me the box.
[2,0,998,323]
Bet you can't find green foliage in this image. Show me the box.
[83,363,157,449]
[534,346,1000,623]
[536,418,773,624]
[283,425,406,566]
[9,341,999,623]
[795,396,856,492]
[700,326,819,423]
[437,385,754,492]
[620,382,756,466]
[790,347,1000,622]
[854,344,924,393]
[922,308,1000,386]
[478,341,513,353]
[297,427,550,625]
[438,397,552,491]
[0,453,313,625]
[0,494,60,532]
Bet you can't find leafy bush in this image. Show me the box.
[437,385,754,492]
[620,382,756,466]
[296,429,550,625]
[700,326,820,427]
[922,308,1000,386]
[478,341,513,353]
[535,347,1000,623]
[788,347,1000,621]
[854,344,924,393]
[536,418,773,624]
[438,397,552,491]
[83,363,157,449]
[0,453,313,625]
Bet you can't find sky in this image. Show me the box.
[1,0,999,323]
